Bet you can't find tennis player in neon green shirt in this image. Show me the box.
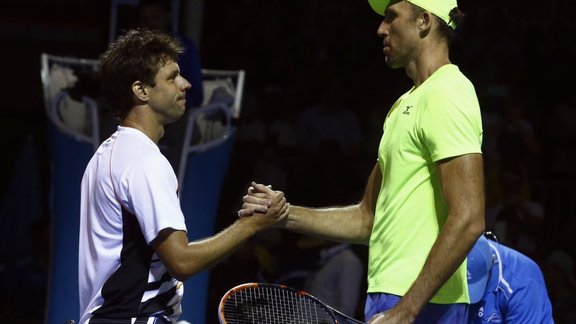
[240,0,485,322]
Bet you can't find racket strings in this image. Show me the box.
[222,285,336,323]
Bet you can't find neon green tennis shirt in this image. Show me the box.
[368,64,483,304]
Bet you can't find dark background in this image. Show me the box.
[1,0,576,322]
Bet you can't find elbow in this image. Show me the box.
[470,216,485,239]
[449,204,485,242]
[466,208,485,241]
[359,219,374,245]
[167,263,190,282]
[171,270,190,282]
[166,260,198,282]
[356,203,375,245]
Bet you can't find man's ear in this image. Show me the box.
[132,81,148,102]
[418,11,433,37]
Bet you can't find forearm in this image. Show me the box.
[158,188,288,280]
[285,204,372,245]
[183,218,260,276]
[155,218,257,281]
[285,163,380,244]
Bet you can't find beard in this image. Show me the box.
[384,44,416,69]
[385,51,409,69]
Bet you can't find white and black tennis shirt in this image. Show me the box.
[79,126,187,324]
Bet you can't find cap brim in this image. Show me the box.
[367,0,390,16]
[468,275,489,304]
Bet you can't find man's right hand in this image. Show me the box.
[238,181,290,228]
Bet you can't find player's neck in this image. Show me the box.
[121,107,165,144]
[406,42,451,88]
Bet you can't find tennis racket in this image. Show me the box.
[218,282,365,324]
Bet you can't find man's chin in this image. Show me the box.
[385,57,402,69]
[166,110,186,124]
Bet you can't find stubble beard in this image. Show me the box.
[165,103,186,125]
[385,47,412,69]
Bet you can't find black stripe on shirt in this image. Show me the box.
[92,207,176,319]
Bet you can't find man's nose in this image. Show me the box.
[180,77,191,90]
[377,21,388,37]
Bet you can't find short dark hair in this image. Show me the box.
[409,4,465,43]
[98,28,183,119]
[438,8,466,43]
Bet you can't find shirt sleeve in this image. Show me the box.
[125,151,187,244]
[418,85,483,162]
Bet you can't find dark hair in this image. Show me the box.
[409,4,465,43]
[438,8,466,43]
[98,28,183,119]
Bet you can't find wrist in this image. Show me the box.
[235,215,261,236]
[395,295,422,321]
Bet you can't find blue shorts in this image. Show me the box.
[364,293,469,323]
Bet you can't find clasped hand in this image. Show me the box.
[238,181,290,226]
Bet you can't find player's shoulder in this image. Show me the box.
[428,67,474,93]
[113,128,170,170]
[500,245,545,280]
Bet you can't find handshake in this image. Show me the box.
[236,181,290,229]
